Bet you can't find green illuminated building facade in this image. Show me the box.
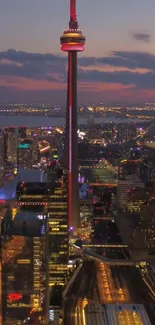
[17,139,39,170]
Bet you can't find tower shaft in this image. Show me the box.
[67,51,80,228]
[60,0,85,229]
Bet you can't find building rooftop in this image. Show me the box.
[15,210,46,221]
[5,208,47,237]
[85,304,151,325]
[0,168,47,200]
[105,304,151,325]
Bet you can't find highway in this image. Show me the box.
[96,261,155,323]
[97,261,155,304]
[83,248,138,265]
[83,244,128,248]
[97,262,131,304]
[63,258,155,325]
[63,260,99,325]
[84,303,152,325]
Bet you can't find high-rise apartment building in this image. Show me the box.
[2,209,49,324]
[3,128,18,166]
[17,139,39,170]
[8,129,18,165]
[18,127,27,139]
[133,199,155,252]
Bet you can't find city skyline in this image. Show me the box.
[1,0,155,103]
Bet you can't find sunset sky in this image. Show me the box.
[1,0,155,103]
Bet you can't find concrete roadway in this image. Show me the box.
[64,259,155,325]
[97,261,155,303]
[63,261,98,325]
[97,261,155,324]
[97,262,131,304]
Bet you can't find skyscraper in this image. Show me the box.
[48,180,69,288]
[2,209,49,324]
[60,0,85,228]
[17,139,39,170]
[16,180,69,288]
[133,199,155,253]
[3,128,18,166]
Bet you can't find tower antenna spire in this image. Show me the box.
[70,0,77,22]
[70,0,78,29]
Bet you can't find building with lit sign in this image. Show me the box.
[17,139,39,170]
[1,208,49,324]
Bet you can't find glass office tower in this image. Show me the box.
[16,179,69,288]
[2,209,49,325]
[48,180,69,287]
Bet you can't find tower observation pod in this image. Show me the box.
[60,0,85,229]
[60,29,85,52]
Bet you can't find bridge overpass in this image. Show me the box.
[73,242,141,265]
[83,244,128,248]
[92,216,114,220]
[79,165,110,169]
[63,245,145,298]
[63,263,82,299]
[83,248,144,266]
[89,183,117,187]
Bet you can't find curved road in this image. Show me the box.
[63,261,98,325]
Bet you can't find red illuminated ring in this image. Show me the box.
[61,43,85,51]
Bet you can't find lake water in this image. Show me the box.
[0,115,145,127]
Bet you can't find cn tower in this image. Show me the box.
[60,0,85,228]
